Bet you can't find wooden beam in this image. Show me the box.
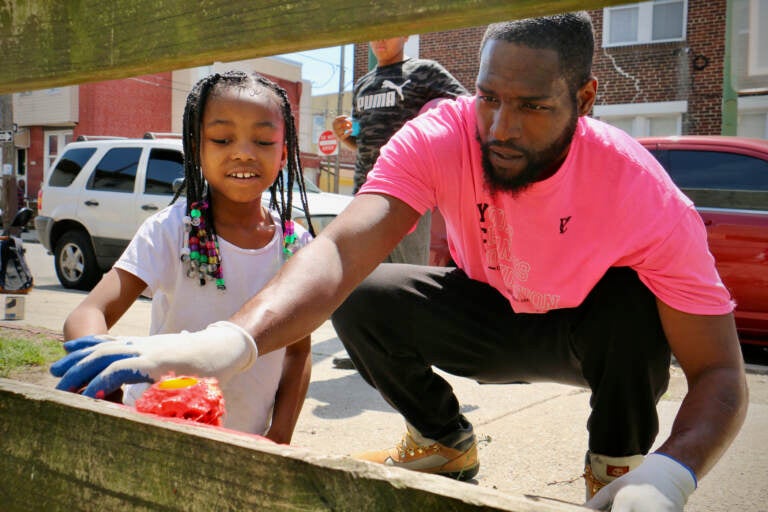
[0,0,627,93]
[0,379,582,511]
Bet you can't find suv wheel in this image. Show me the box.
[54,230,103,290]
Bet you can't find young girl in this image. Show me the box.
[62,70,315,444]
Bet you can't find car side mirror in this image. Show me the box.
[172,178,185,195]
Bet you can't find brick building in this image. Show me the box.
[351,0,767,140]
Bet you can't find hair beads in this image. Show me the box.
[283,220,299,258]
[182,201,225,290]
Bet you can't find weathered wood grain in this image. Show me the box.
[0,0,626,93]
[0,379,582,511]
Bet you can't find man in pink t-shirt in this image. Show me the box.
[330,13,746,512]
[51,12,747,512]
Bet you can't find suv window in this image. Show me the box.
[49,147,97,187]
[86,147,141,193]
[145,148,184,195]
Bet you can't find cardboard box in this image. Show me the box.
[2,295,25,320]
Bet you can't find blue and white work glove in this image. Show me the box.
[50,321,258,399]
[586,452,697,511]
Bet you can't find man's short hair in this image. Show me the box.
[481,12,595,92]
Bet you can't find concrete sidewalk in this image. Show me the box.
[301,323,768,511]
[8,240,768,511]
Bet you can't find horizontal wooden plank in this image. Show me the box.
[0,378,582,512]
[0,0,626,93]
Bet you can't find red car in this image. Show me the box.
[638,136,768,346]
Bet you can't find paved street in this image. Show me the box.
[6,236,768,511]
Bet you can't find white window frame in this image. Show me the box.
[593,101,687,137]
[748,0,768,76]
[603,0,687,48]
[738,95,768,139]
[43,129,74,179]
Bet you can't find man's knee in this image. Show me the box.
[577,268,670,365]
[332,265,399,331]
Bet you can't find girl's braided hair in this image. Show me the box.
[172,70,315,289]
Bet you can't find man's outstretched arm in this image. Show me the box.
[231,193,419,355]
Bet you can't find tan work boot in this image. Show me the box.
[354,423,479,480]
[584,452,645,499]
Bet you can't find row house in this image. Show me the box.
[11,57,317,209]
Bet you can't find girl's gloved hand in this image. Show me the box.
[50,321,257,399]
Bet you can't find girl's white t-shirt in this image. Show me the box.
[115,199,312,434]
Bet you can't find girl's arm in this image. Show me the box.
[264,335,312,444]
[63,268,148,341]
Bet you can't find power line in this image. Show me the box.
[279,47,355,93]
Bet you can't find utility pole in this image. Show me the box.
[721,0,737,135]
[333,45,345,194]
[0,94,17,232]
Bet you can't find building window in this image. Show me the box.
[312,114,325,147]
[599,115,681,137]
[738,95,768,139]
[593,101,686,137]
[732,0,768,91]
[44,130,74,177]
[603,0,687,47]
[748,0,768,76]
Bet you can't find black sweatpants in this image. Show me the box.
[331,264,671,456]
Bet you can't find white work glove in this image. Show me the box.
[50,321,258,399]
[586,452,696,511]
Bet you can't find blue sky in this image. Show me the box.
[278,45,355,96]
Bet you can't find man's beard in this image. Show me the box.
[477,111,578,195]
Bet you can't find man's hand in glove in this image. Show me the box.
[50,321,257,399]
[586,452,697,512]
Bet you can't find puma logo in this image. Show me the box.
[559,216,571,234]
[382,79,411,100]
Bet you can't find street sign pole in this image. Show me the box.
[0,94,16,230]
[317,130,339,191]
[334,45,346,194]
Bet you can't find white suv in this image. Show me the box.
[36,135,352,290]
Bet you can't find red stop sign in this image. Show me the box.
[318,130,338,155]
